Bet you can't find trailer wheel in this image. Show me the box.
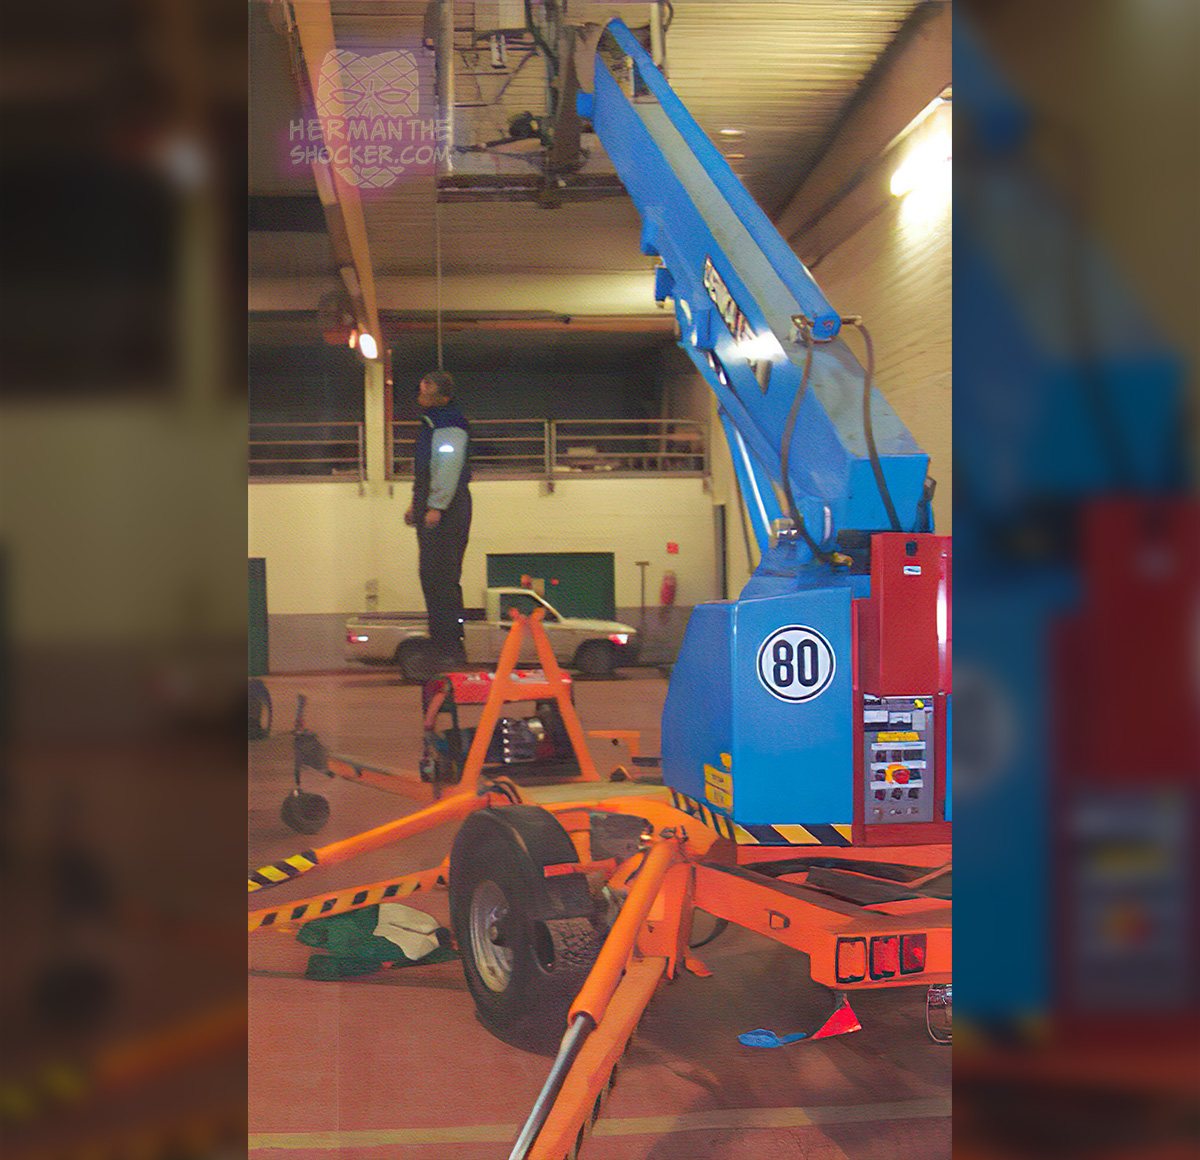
[280,789,330,835]
[450,807,605,1045]
[395,638,436,681]
[574,640,615,678]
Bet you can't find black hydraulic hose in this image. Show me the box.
[779,327,840,565]
[846,317,903,532]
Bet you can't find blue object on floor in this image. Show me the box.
[738,1027,808,1048]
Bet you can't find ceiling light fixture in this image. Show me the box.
[719,128,744,137]
[890,132,951,198]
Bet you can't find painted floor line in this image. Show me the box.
[248,1096,951,1149]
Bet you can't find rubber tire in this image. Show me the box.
[449,808,605,1044]
[574,640,615,678]
[248,678,272,739]
[395,638,436,682]
[280,790,330,835]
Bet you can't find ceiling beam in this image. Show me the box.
[249,271,664,316]
[289,0,382,349]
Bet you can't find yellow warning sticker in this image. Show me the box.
[877,731,919,743]
[704,762,733,812]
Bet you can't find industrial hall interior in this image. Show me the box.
[249,2,951,1159]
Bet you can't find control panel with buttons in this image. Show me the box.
[863,694,935,825]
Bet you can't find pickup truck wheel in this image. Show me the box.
[395,638,435,681]
[449,807,605,1048]
[574,640,615,678]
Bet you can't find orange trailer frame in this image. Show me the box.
[249,610,951,1160]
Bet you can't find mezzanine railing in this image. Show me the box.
[390,418,707,481]
[249,422,365,481]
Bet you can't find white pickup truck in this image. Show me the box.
[345,587,641,679]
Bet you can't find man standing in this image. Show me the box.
[405,370,472,667]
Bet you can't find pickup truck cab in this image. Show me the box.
[345,587,641,679]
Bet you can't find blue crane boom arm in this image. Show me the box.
[579,20,931,558]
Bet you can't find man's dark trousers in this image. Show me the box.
[417,489,472,654]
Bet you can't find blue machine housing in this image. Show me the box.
[662,582,857,836]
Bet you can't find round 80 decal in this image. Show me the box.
[756,625,836,702]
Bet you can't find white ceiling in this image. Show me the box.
[249,0,939,336]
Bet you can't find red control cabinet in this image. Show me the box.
[853,534,952,846]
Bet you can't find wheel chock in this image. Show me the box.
[809,993,861,1040]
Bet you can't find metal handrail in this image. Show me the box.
[390,418,708,480]
[249,422,365,481]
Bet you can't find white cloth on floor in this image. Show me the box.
[373,903,441,960]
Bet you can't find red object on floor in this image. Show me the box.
[810,997,862,1040]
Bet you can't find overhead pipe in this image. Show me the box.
[437,0,455,173]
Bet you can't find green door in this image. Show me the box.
[249,558,269,676]
[486,552,615,620]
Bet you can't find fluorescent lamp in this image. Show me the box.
[890,134,951,198]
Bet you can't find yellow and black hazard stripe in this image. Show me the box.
[670,789,740,841]
[669,790,852,847]
[249,867,447,932]
[247,849,318,893]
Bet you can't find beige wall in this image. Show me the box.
[248,476,717,615]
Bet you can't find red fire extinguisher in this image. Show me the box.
[659,570,677,621]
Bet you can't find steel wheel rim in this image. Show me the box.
[470,880,514,992]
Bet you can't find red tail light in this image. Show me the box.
[870,935,900,978]
[901,933,926,974]
[835,937,867,983]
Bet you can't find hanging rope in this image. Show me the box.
[434,183,444,370]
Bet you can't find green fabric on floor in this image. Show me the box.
[304,954,391,980]
[298,905,457,979]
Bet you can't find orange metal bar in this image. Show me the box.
[456,613,530,793]
[248,859,450,932]
[542,858,619,879]
[325,754,434,803]
[542,796,728,860]
[527,610,600,781]
[569,835,680,1024]
[633,860,695,979]
[247,789,493,893]
[307,790,487,867]
[529,957,667,1160]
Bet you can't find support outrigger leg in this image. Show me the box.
[509,834,681,1160]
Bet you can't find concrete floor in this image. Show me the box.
[248,669,950,1160]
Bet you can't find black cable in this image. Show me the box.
[779,325,840,565]
[1038,118,1135,489]
[846,317,902,532]
[688,913,729,949]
